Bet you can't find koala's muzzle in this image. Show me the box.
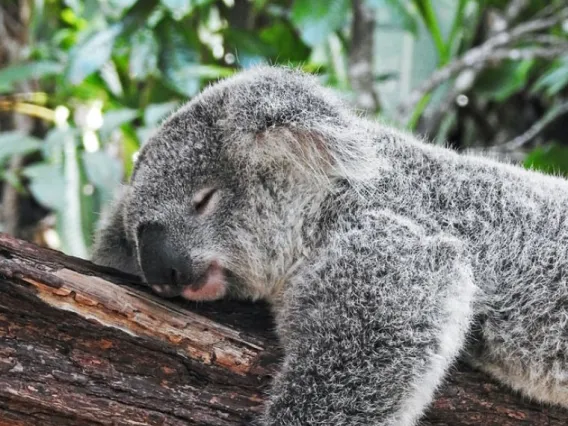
[137,223,195,298]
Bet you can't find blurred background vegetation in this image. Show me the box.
[0,0,567,258]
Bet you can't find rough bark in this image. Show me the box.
[0,233,566,425]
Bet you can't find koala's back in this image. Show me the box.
[352,128,568,404]
[368,130,568,280]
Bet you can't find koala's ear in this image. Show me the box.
[254,127,334,176]
[91,187,141,276]
[232,122,382,184]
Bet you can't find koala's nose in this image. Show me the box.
[137,223,193,297]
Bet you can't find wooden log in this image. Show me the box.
[0,233,566,425]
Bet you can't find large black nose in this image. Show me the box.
[137,223,193,297]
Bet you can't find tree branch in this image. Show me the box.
[348,0,381,114]
[397,7,568,122]
[0,233,567,424]
[490,100,568,152]
[504,0,530,23]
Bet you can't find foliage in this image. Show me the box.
[524,143,568,177]
[0,0,567,257]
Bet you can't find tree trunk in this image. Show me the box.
[0,234,566,425]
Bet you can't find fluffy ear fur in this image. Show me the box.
[236,124,383,188]
[206,65,385,185]
[236,127,335,183]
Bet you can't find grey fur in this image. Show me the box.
[91,66,568,425]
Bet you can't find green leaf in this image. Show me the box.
[0,61,63,93]
[59,130,93,257]
[158,25,201,96]
[161,0,193,19]
[406,92,432,130]
[129,28,159,79]
[0,132,42,164]
[64,0,82,15]
[532,57,568,97]
[253,0,269,10]
[108,0,139,14]
[2,169,26,193]
[100,108,140,139]
[146,7,166,28]
[136,127,156,144]
[61,7,86,28]
[23,163,66,211]
[62,75,111,102]
[67,24,123,85]
[524,143,568,177]
[445,0,467,56]
[327,33,349,90]
[119,125,141,177]
[223,29,274,67]
[291,0,350,47]
[476,60,534,102]
[42,128,76,163]
[182,65,234,79]
[82,151,123,204]
[100,60,124,97]
[412,0,448,64]
[144,101,180,127]
[366,0,418,35]
[82,0,105,20]
[259,21,310,63]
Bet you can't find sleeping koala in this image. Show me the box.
[92,66,568,425]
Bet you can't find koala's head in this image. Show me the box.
[121,66,376,303]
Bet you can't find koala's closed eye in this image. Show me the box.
[192,188,219,215]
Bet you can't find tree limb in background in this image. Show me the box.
[0,1,35,239]
[397,6,568,122]
[504,0,530,23]
[348,0,381,114]
[417,0,532,139]
[491,100,568,152]
[415,45,568,139]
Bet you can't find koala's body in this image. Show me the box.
[92,66,568,425]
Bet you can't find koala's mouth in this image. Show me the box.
[151,260,227,302]
[181,261,227,301]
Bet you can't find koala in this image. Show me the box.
[91,66,568,425]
